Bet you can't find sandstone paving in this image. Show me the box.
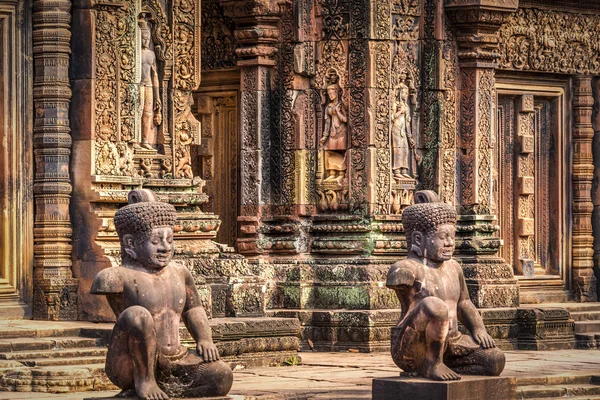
[0,350,599,399]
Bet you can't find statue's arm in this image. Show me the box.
[321,111,331,144]
[337,103,347,123]
[180,266,220,361]
[386,261,422,292]
[455,261,495,348]
[90,268,124,295]
[151,55,160,90]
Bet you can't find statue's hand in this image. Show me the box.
[472,329,495,349]
[197,340,220,363]
[154,99,162,111]
[408,138,415,148]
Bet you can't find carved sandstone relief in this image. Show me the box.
[314,38,350,212]
[93,0,201,182]
[498,8,600,74]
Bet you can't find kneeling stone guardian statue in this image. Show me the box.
[386,191,505,381]
[92,189,233,399]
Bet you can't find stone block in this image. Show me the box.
[226,277,267,317]
[372,376,512,400]
[516,308,575,350]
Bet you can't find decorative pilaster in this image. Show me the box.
[221,0,283,255]
[32,0,78,320]
[446,0,519,308]
[593,77,600,301]
[573,76,597,302]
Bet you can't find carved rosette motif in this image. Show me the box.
[32,0,78,320]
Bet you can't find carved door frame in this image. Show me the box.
[0,0,34,316]
[194,69,241,247]
[495,76,571,288]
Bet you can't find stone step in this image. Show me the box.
[0,363,116,393]
[532,303,600,313]
[514,375,596,386]
[0,326,82,340]
[571,311,600,321]
[575,321,600,334]
[0,336,98,352]
[515,383,600,399]
[19,355,108,367]
[576,333,600,349]
[0,347,107,361]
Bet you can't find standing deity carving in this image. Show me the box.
[139,17,162,150]
[319,80,348,183]
[391,82,414,181]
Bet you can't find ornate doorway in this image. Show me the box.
[495,81,569,288]
[194,93,239,247]
[0,0,34,318]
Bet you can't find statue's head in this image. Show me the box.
[114,189,177,269]
[139,19,151,49]
[402,190,457,263]
[327,83,340,101]
[398,83,409,101]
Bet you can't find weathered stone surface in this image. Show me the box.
[372,376,512,400]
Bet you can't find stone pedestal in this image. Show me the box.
[372,376,512,400]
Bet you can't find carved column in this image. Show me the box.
[446,0,519,308]
[221,0,282,255]
[573,76,597,302]
[593,77,600,301]
[32,0,78,320]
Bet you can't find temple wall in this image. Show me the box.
[7,0,593,351]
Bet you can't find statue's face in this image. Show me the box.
[327,86,338,101]
[424,223,455,263]
[142,31,151,48]
[401,88,409,101]
[126,227,174,269]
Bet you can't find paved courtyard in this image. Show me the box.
[1,350,599,399]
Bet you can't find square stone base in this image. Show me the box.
[372,376,512,400]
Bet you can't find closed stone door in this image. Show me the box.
[496,92,563,279]
[194,94,239,247]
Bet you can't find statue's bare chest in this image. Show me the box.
[120,269,186,314]
[416,266,459,303]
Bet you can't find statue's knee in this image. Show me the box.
[421,297,448,321]
[484,348,505,376]
[207,361,233,396]
[118,306,154,334]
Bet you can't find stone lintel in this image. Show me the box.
[372,376,512,400]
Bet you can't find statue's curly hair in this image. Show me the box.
[402,190,456,245]
[114,189,177,244]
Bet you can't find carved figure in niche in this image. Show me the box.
[175,127,194,179]
[386,191,505,380]
[319,80,347,183]
[139,17,162,150]
[391,82,414,180]
[91,189,233,399]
